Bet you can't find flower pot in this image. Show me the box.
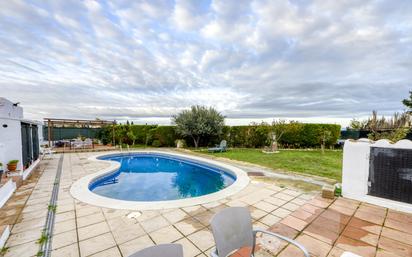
[7,163,17,171]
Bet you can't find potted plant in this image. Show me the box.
[7,160,19,172]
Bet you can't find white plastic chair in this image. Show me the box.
[209,207,309,257]
[127,244,183,257]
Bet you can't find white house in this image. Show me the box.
[0,97,42,207]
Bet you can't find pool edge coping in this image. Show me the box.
[69,150,250,210]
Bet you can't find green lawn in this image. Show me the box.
[200,148,343,181]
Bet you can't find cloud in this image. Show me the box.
[0,0,411,126]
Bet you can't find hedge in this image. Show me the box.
[97,123,341,149]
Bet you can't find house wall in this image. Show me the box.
[342,139,412,213]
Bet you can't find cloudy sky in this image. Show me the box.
[0,0,411,126]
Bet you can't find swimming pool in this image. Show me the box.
[89,153,236,201]
[70,151,249,210]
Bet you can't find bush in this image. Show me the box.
[151,140,161,147]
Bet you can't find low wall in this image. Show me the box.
[342,139,412,213]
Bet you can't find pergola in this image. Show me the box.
[44,118,115,147]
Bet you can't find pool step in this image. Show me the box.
[0,224,10,248]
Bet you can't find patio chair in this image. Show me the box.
[209,207,309,257]
[208,140,227,153]
[127,244,183,257]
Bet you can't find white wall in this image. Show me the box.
[0,118,23,171]
[342,139,412,213]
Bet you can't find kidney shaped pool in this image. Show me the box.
[89,153,236,201]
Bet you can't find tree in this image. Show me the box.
[172,105,225,148]
[127,130,137,146]
[402,91,412,112]
[269,120,287,152]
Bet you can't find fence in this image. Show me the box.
[43,126,101,141]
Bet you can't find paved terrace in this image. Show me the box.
[0,152,412,257]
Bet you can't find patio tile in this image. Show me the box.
[107,217,146,244]
[89,247,122,257]
[386,209,412,224]
[281,215,307,231]
[139,215,169,233]
[150,225,183,244]
[52,229,78,250]
[12,216,46,233]
[319,209,351,225]
[6,228,41,247]
[327,247,346,257]
[209,204,229,214]
[187,229,214,251]
[384,218,412,234]
[56,203,75,214]
[342,225,379,246]
[118,235,154,257]
[226,200,249,207]
[76,212,106,228]
[268,223,299,239]
[253,221,269,230]
[51,243,79,257]
[54,218,77,235]
[271,207,292,218]
[333,197,360,209]
[55,211,76,223]
[3,241,38,257]
[311,216,345,234]
[175,237,201,257]
[290,198,307,206]
[260,214,281,227]
[282,202,300,212]
[174,217,205,236]
[300,203,323,215]
[253,201,277,213]
[78,221,110,241]
[347,217,382,235]
[263,196,287,206]
[248,206,268,220]
[274,193,295,202]
[380,227,412,245]
[358,202,387,216]
[193,210,214,226]
[183,205,208,216]
[354,210,385,225]
[290,209,317,223]
[335,235,376,257]
[329,204,357,216]
[375,249,403,257]
[135,210,160,222]
[163,209,189,223]
[303,223,339,245]
[201,201,221,209]
[257,233,286,255]
[75,206,102,217]
[307,198,332,209]
[79,232,116,257]
[282,234,332,257]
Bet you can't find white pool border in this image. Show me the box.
[70,150,250,210]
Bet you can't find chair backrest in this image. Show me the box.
[220,140,227,148]
[127,244,183,257]
[210,207,254,257]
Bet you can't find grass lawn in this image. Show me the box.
[200,148,343,181]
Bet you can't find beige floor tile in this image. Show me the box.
[271,207,292,218]
[76,206,102,218]
[6,228,41,247]
[182,205,207,216]
[12,216,46,233]
[260,214,281,227]
[139,215,169,233]
[77,212,105,228]
[55,211,76,223]
[54,218,77,235]
[174,218,205,236]
[89,247,122,257]
[79,232,116,257]
[163,209,189,223]
[78,221,110,241]
[274,192,295,201]
[253,201,277,213]
[187,229,214,251]
[263,197,287,206]
[52,229,78,250]
[150,225,183,244]
[249,207,268,220]
[51,243,79,257]
[3,241,38,257]
[283,202,301,212]
[118,235,154,257]
[175,237,201,257]
[108,218,146,244]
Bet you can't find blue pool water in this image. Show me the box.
[89,153,236,201]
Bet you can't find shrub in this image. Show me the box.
[151,140,161,147]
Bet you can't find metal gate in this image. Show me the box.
[368,147,412,204]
